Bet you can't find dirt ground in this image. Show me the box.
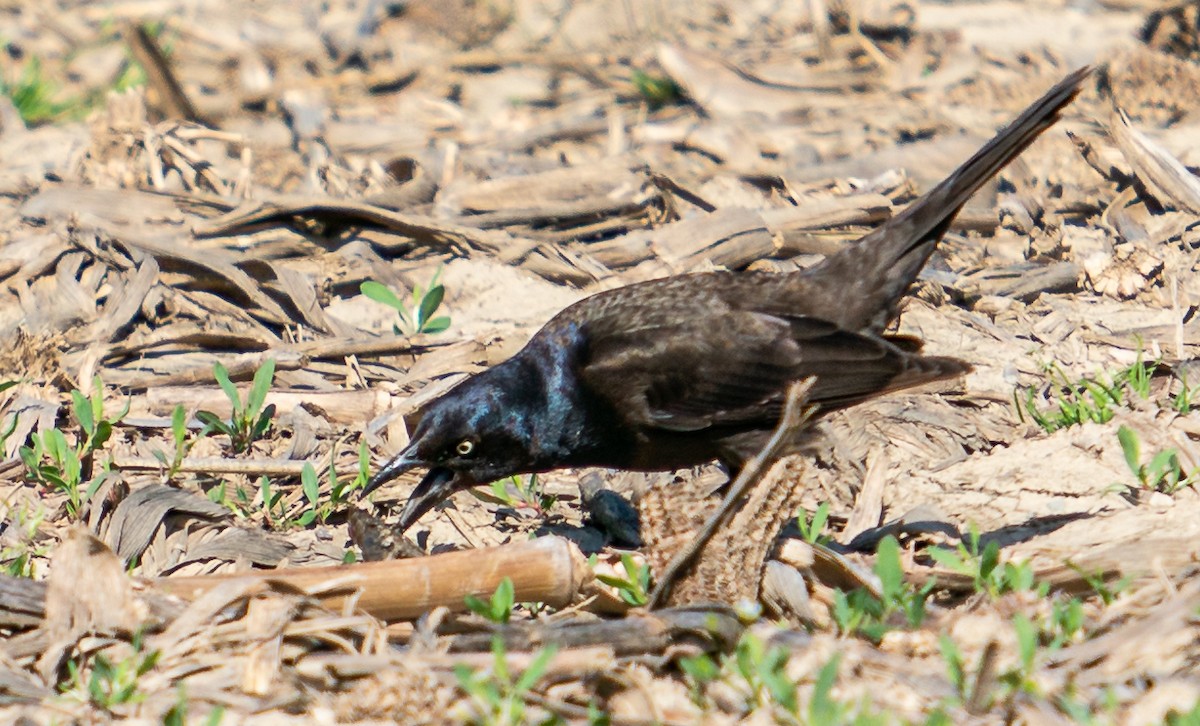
[3,0,1200,723]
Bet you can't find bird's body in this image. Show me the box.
[364,67,1091,532]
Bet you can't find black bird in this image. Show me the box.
[362,68,1090,532]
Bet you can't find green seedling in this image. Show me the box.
[453,636,556,726]
[60,632,160,711]
[1016,363,1123,433]
[1,502,48,578]
[21,376,127,519]
[464,577,515,624]
[206,479,254,518]
[2,56,77,125]
[732,631,798,716]
[631,69,682,109]
[999,614,1041,700]
[361,270,451,336]
[1116,424,1198,495]
[196,359,276,453]
[797,502,832,545]
[151,404,204,478]
[938,633,967,703]
[927,526,1039,599]
[594,553,651,606]
[480,473,556,516]
[832,536,934,642]
[258,475,292,529]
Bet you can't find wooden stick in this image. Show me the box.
[149,536,590,621]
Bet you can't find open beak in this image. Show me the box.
[361,448,463,533]
[395,466,458,532]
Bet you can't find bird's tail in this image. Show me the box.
[809,66,1091,333]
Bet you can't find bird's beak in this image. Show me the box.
[360,447,421,500]
[395,466,458,532]
[362,447,462,532]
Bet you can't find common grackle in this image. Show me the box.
[362,67,1091,533]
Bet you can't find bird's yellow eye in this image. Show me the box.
[456,439,475,456]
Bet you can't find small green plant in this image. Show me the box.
[464,577,515,624]
[297,445,369,525]
[257,474,297,529]
[151,405,203,478]
[206,479,254,518]
[938,633,967,703]
[832,536,934,642]
[681,635,897,724]
[481,473,556,516]
[999,614,1041,699]
[161,686,227,726]
[1172,372,1198,414]
[196,360,276,453]
[1116,424,1198,495]
[2,56,77,125]
[21,376,127,518]
[1016,363,1123,433]
[797,502,832,545]
[732,631,798,716]
[630,69,682,110]
[927,526,1038,599]
[1069,564,1129,606]
[1167,699,1200,726]
[299,463,323,527]
[361,270,451,336]
[594,553,651,606]
[1016,349,1200,434]
[454,636,557,726]
[1,503,48,578]
[60,634,161,710]
[1043,596,1086,649]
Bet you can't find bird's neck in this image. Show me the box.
[493,326,618,470]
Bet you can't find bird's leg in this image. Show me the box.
[647,379,819,609]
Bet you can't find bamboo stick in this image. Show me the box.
[150,536,590,621]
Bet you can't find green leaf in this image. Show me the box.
[979,541,1000,583]
[416,284,445,329]
[360,280,406,311]
[927,547,968,574]
[1012,614,1037,671]
[195,411,233,438]
[171,405,187,447]
[212,363,241,417]
[420,316,451,334]
[938,633,965,693]
[1117,425,1141,476]
[492,577,514,622]
[301,463,320,506]
[246,359,275,419]
[678,654,719,684]
[515,644,556,693]
[91,376,106,424]
[463,594,491,619]
[874,536,903,601]
[252,404,276,441]
[71,389,94,437]
[808,655,842,724]
[91,420,113,451]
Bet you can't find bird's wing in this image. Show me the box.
[579,310,933,432]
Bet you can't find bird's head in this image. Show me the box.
[360,369,538,531]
